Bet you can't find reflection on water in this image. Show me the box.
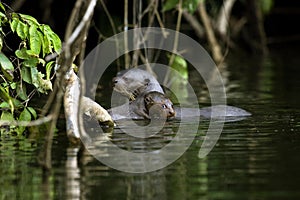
[1,45,300,199]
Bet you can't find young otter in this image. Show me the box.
[144,91,175,119]
[108,91,175,120]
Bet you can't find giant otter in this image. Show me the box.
[111,68,251,120]
[113,68,164,101]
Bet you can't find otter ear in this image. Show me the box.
[143,78,150,86]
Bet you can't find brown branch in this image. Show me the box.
[216,0,236,36]
[182,10,205,38]
[38,0,97,171]
[198,2,223,64]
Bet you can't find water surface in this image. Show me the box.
[1,44,300,199]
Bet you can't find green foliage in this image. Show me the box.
[260,0,273,14]
[162,0,201,13]
[0,3,61,134]
[168,54,189,103]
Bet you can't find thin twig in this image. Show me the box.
[0,114,53,126]
[198,1,223,64]
[124,0,130,68]
[163,0,183,86]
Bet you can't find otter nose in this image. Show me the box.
[168,109,175,117]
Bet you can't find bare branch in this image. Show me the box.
[182,10,205,38]
[216,0,236,36]
[198,2,223,64]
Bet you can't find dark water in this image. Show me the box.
[1,44,300,200]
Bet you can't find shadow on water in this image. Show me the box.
[1,44,300,199]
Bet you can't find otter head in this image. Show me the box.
[144,91,175,119]
[112,68,164,101]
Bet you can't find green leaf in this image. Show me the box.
[17,108,31,135]
[0,35,3,51]
[0,11,6,22]
[1,111,14,121]
[19,14,39,25]
[10,82,17,89]
[27,107,37,119]
[29,25,41,55]
[30,68,52,93]
[16,20,27,40]
[0,102,9,108]
[22,57,39,67]
[162,0,200,13]
[168,54,189,103]
[12,99,23,109]
[36,29,45,57]
[19,108,31,121]
[183,0,200,13]
[162,0,179,12]
[260,0,273,14]
[45,61,54,80]
[30,67,39,88]
[10,18,19,33]
[16,84,28,101]
[170,55,188,79]
[21,67,31,84]
[0,3,6,12]
[15,48,31,59]
[43,25,61,52]
[36,72,52,93]
[0,85,14,113]
[43,33,51,54]
[0,52,14,81]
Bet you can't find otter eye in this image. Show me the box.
[162,104,167,109]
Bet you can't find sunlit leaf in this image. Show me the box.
[1,111,14,121]
[15,48,31,59]
[170,55,188,79]
[19,14,39,25]
[29,25,41,55]
[45,61,54,80]
[0,52,14,81]
[16,20,27,40]
[183,0,200,13]
[168,54,189,103]
[0,3,6,12]
[43,25,61,52]
[0,11,6,22]
[27,107,37,119]
[43,33,51,54]
[10,82,17,89]
[10,18,19,33]
[37,72,52,92]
